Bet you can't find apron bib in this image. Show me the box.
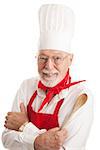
[27,90,64,130]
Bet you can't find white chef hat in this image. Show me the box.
[38,4,75,53]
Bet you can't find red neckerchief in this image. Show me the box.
[38,69,85,112]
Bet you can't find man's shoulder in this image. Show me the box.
[19,76,39,89]
[70,80,88,89]
[69,80,93,97]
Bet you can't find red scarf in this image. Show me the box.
[38,69,85,112]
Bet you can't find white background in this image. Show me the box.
[0,0,99,149]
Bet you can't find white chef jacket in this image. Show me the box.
[2,77,93,150]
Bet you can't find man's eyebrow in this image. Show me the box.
[38,54,47,56]
[39,52,64,56]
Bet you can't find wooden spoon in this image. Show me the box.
[61,93,88,129]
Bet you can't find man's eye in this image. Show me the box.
[40,57,45,59]
[39,57,48,61]
[41,57,47,60]
[55,57,61,60]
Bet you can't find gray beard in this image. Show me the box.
[39,76,60,87]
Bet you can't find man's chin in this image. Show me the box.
[41,80,58,87]
[40,75,60,87]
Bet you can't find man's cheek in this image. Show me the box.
[38,66,44,73]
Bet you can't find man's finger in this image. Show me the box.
[20,102,26,113]
[48,127,60,132]
[7,112,12,115]
[58,128,68,137]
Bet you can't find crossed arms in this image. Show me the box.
[4,103,67,150]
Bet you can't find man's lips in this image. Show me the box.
[42,72,58,78]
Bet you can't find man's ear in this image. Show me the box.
[68,53,74,66]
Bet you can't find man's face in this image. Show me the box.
[38,49,73,87]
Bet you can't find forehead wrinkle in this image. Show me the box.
[38,50,69,57]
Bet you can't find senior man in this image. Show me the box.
[2,4,93,150]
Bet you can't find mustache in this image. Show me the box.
[42,69,58,75]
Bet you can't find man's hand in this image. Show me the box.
[34,127,67,150]
[4,103,29,131]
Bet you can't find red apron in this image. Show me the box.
[27,80,85,130]
[27,90,64,130]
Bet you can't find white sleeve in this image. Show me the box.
[62,89,93,150]
[2,80,47,150]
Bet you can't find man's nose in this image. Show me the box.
[45,58,54,70]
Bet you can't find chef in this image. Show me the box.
[2,4,93,150]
